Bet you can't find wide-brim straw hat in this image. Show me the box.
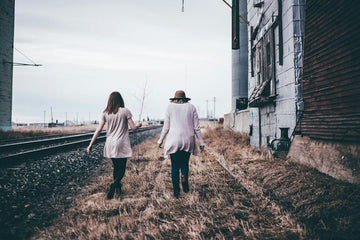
[169,90,191,101]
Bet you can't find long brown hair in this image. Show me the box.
[103,91,125,114]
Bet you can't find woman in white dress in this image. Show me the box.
[158,90,205,198]
[87,91,141,199]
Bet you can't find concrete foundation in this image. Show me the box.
[288,135,360,184]
[224,109,250,134]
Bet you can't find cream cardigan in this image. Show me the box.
[158,102,204,158]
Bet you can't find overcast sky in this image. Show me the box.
[12,0,231,124]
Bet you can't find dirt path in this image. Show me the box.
[26,127,360,239]
[32,135,304,239]
[203,127,360,240]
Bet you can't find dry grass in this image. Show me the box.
[31,128,303,239]
[203,127,360,239]
[1,125,99,140]
[31,126,359,239]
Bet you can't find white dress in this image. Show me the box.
[101,108,133,158]
[158,102,204,158]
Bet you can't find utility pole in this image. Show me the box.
[65,112,67,127]
[43,110,46,127]
[50,107,54,124]
[213,96,216,119]
[206,100,209,119]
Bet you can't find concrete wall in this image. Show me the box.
[248,0,304,147]
[0,0,15,131]
[288,135,360,184]
[224,109,250,134]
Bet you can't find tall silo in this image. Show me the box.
[0,0,15,131]
[231,0,248,110]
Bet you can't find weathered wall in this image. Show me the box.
[298,0,360,141]
[224,112,234,130]
[288,0,360,184]
[224,109,250,134]
[0,0,15,131]
[248,0,304,147]
[288,135,360,184]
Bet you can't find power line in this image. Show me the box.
[4,47,42,67]
[15,48,38,65]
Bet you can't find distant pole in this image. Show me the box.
[50,107,54,124]
[43,111,46,127]
[65,112,67,126]
[206,100,209,119]
[76,112,79,125]
[213,96,216,119]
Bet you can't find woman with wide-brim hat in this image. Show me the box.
[158,90,205,198]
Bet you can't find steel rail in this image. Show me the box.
[0,132,106,152]
[0,125,162,168]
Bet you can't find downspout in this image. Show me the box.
[258,107,262,146]
[278,0,283,65]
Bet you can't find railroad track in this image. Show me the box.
[0,125,162,168]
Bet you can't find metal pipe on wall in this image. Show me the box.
[231,0,248,110]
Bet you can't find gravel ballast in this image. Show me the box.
[0,128,161,239]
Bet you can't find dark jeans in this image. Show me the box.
[111,158,127,186]
[170,151,191,193]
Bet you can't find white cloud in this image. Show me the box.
[12,0,232,123]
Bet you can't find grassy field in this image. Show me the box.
[29,126,359,239]
[0,125,99,140]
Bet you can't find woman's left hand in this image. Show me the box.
[86,145,92,154]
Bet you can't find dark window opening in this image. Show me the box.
[236,98,248,111]
[266,43,271,66]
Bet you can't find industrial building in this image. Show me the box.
[0,0,15,131]
[225,0,360,183]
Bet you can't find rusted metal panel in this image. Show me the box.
[299,0,360,142]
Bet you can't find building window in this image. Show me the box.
[253,0,264,8]
[266,43,271,66]
[256,44,262,86]
[249,29,276,107]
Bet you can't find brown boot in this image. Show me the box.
[181,174,189,193]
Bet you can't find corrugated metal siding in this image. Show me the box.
[299,0,360,141]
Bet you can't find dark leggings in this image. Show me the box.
[170,151,191,192]
[111,158,127,186]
